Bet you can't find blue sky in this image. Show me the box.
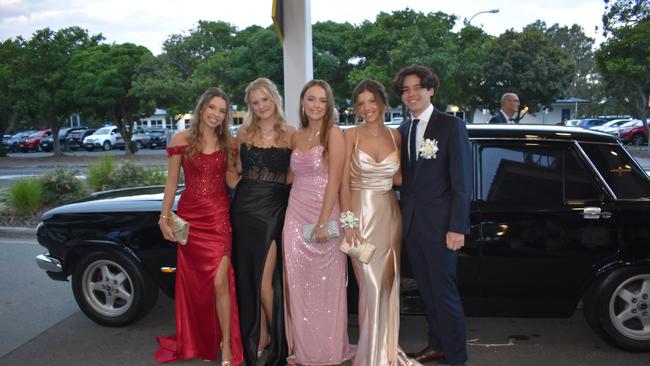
[0,0,606,55]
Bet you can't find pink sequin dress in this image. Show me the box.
[282,146,353,365]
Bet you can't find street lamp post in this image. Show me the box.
[467,9,500,25]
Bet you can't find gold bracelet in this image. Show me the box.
[160,214,170,219]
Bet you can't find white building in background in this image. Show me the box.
[135,108,168,128]
[470,97,592,124]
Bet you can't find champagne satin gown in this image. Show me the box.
[349,132,422,366]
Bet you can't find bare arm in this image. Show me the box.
[391,129,403,186]
[159,132,186,242]
[225,135,241,189]
[313,127,346,243]
[339,127,362,245]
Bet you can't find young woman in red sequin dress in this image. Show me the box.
[155,87,243,365]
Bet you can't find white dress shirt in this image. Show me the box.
[408,103,434,161]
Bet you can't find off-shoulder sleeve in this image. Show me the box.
[166,145,187,157]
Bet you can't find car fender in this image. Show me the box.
[63,240,145,278]
[581,257,650,297]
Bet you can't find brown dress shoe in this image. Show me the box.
[406,346,446,363]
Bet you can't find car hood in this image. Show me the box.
[41,186,182,220]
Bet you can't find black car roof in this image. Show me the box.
[468,124,617,144]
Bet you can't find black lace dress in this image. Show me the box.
[231,144,291,366]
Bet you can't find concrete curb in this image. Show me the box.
[0,226,37,236]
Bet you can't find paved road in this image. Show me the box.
[1,234,648,365]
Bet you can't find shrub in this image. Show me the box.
[107,160,146,189]
[143,166,167,186]
[39,167,87,205]
[0,144,7,157]
[88,156,115,191]
[8,179,42,214]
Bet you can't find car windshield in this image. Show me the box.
[579,142,650,199]
[94,127,112,135]
[620,120,641,128]
[150,130,165,135]
[29,131,43,138]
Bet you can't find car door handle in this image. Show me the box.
[581,207,611,219]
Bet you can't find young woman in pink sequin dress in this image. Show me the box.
[282,80,353,365]
[155,88,243,365]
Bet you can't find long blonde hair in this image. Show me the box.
[299,79,335,157]
[185,87,233,166]
[242,78,289,146]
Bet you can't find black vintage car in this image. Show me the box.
[35,125,650,351]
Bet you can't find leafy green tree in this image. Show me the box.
[595,19,650,123]
[23,27,103,155]
[0,38,27,146]
[602,0,649,35]
[68,43,156,154]
[347,9,458,116]
[479,27,576,122]
[313,21,355,113]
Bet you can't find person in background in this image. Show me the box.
[488,93,519,124]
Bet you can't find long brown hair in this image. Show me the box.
[185,87,233,166]
[242,78,289,147]
[299,79,335,156]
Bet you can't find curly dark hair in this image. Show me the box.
[390,64,440,98]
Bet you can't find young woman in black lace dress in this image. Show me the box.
[231,78,296,366]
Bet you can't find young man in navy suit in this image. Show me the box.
[392,65,471,366]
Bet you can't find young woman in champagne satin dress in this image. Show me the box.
[340,80,421,366]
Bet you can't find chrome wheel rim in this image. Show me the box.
[81,259,134,317]
[609,274,650,341]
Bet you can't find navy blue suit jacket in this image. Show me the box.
[398,109,472,243]
[488,112,508,124]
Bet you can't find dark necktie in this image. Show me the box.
[409,118,420,172]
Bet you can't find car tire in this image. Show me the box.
[71,250,159,327]
[584,267,650,351]
[102,141,111,151]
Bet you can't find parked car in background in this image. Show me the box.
[616,120,649,145]
[19,130,51,152]
[590,119,632,135]
[40,127,89,152]
[564,119,581,126]
[35,125,650,351]
[579,118,608,129]
[147,128,168,149]
[65,129,96,151]
[115,127,152,150]
[2,131,35,153]
[83,126,119,151]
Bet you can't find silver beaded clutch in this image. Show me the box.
[302,220,340,243]
[339,238,376,264]
[170,212,189,245]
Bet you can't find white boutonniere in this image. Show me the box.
[418,138,438,159]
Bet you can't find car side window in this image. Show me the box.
[564,148,603,201]
[478,142,602,204]
[479,144,563,204]
[579,142,650,199]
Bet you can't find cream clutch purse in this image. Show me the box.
[170,212,189,245]
[339,238,376,264]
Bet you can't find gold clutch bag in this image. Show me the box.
[339,238,376,264]
[170,212,189,245]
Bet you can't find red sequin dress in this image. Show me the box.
[155,145,243,365]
